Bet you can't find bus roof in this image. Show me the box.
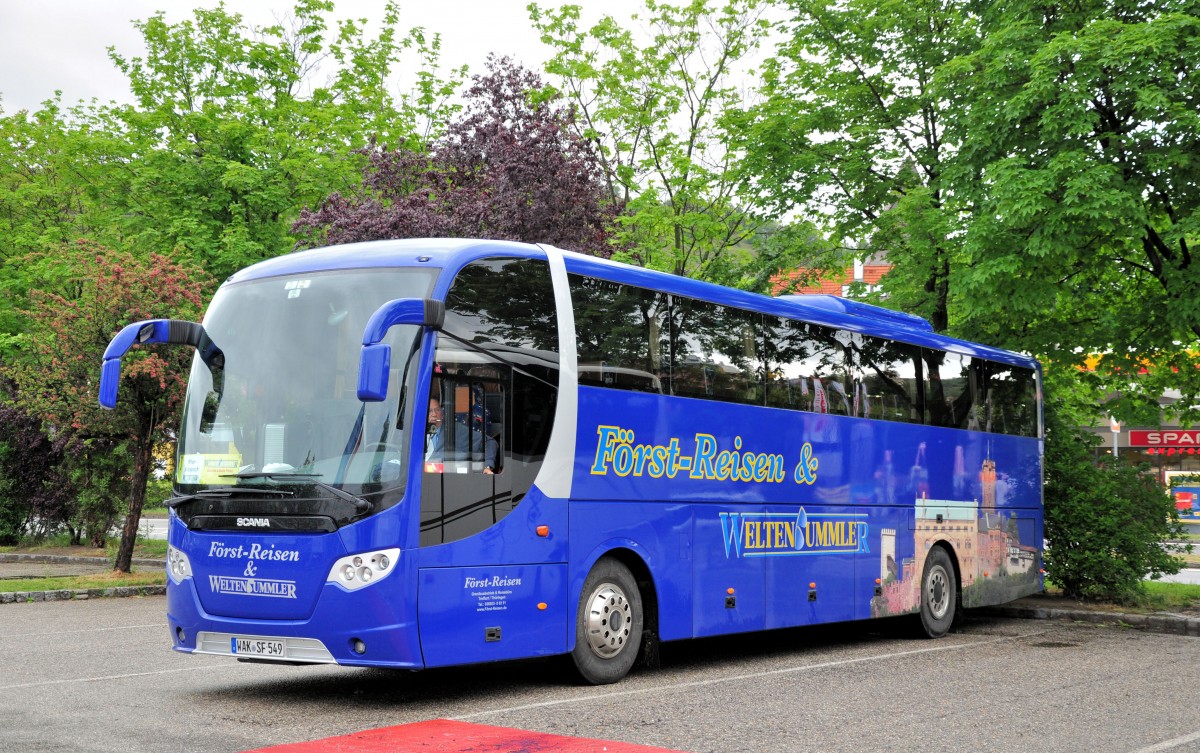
[226,238,1038,371]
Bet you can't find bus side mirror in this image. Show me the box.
[99,319,210,409]
[357,298,445,402]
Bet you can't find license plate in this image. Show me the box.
[231,637,285,658]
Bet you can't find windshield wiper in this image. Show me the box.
[166,486,294,509]
[226,471,371,514]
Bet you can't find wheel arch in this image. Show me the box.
[931,538,964,605]
[924,538,965,628]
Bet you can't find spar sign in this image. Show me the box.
[1129,430,1200,447]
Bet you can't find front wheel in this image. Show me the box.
[916,547,957,638]
[571,558,643,685]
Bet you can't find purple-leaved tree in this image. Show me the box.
[294,56,619,256]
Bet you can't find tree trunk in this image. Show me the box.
[113,432,154,574]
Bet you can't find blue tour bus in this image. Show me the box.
[99,238,1043,684]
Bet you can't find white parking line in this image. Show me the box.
[454,630,1050,721]
[0,664,242,692]
[0,623,167,639]
[1130,730,1200,753]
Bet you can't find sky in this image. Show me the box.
[0,0,642,114]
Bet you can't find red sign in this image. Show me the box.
[1129,429,1200,447]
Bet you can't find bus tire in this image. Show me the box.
[571,558,643,685]
[916,547,956,638]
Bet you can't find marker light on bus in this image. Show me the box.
[167,545,193,583]
[327,549,400,591]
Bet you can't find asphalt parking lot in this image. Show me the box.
[2,595,1198,753]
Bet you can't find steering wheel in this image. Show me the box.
[361,442,402,453]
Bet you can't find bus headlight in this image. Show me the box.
[167,545,192,583]
[327,548,399,591]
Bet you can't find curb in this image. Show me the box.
[0,585,167,604]
[982,604,1200,637]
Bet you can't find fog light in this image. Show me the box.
[176,627,186,643]
[352,639,367,655]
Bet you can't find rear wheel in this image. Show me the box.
[571,558,643,685]
[916,547,956,638]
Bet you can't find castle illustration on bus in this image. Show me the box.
[99,238,1043,684]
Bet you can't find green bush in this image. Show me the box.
[1044,397,1189,603]
[143,479,173,511]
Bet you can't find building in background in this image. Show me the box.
[773,254,891,297]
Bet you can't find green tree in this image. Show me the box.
[99,0,462,284]
[0,98,115,351]
[530,0,785,285]
[5,241,212,572]
[0,0,464,354]
[734,0,981,330]
[942,0,1200,420]
[737,0,1198,600]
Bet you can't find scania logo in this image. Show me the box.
[236,517,271,528]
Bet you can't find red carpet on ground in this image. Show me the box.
[241,719,690,752]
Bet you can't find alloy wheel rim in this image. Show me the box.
[584,583,632,659]
[926,565,949,619]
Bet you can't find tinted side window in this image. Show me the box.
[981,362,1039,438]
[921,351,1038,436]
[667,296,762,404]
[923,350,979,429]
[762,317,854,415]
[857,335,922,423]
[570,274,667,393]
[444,258,560,353]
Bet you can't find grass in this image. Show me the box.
[0,533,168,594]
[1141,581,1200,612]
[1043,578,1200,612]
[0,570,165,594]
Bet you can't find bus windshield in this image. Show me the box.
[175,268,437,502]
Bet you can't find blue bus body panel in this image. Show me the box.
[569,501,696,641]
[183,527,344,621]
[415,485,569,568]
[572,386,1042,639]
[418,563,568,666]
[413,486,571,666]
[166,515,424,668]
